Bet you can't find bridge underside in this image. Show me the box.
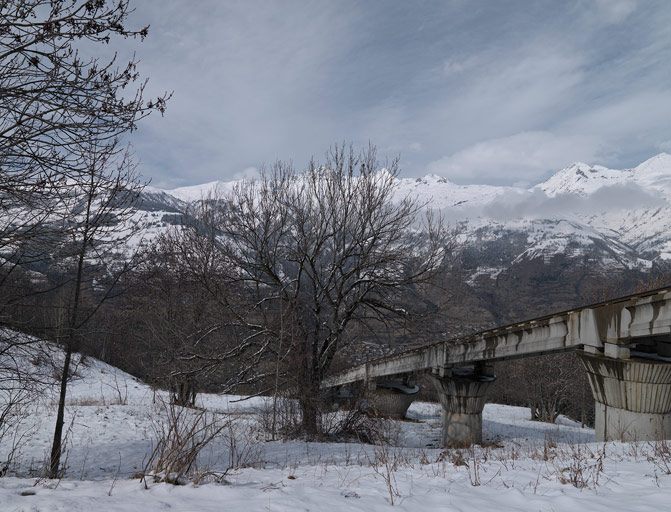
[324,288,671,446]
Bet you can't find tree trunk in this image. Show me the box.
[299,351,321,437]
[172,379,197,407]
[48,185,90,478]
[49,342,72,478]
[300,394,320,438]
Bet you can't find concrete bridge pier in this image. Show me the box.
[429,367,496,447]
[579,351,671,442]
[367,379,420,419]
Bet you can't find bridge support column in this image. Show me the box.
[579,352,671,441]
[367,380,420,419]
[429,369,496,447]
[368,388,416,419]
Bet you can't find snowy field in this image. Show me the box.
[1,347,671,511]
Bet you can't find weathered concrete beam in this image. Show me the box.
[322,315,575,388]
[322,288,671,389]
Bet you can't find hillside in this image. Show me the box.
[7,154,671,279]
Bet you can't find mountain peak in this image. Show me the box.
[537,161,624,197]
[565,162,593,171]
[164,180,233,202]
[634,153,671,174]
[411,173,455,185]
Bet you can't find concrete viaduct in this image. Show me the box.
[322,287,671,447]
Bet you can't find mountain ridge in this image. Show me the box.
[13,154,666,283]
[154,153,671,213]
[142,154,671,268]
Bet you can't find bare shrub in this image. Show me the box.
[491,353,592,425]
[224,421,264,472]
[647,439,671,475]
[450,450,467,467]
[324,407,400,446]
[65,398,101,407]
[438,448,482,486]
[466,450,482,487]
[258,394,303,441]
[259,392,393,446]
[367,442,402,506]
[142,398,232,486]
[0,394,37,477]
[553,444,606,489]
[190,421,265,485]
[108,372,129,406]
[0,332,53,476]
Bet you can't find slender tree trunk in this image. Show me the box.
[48,182,92,478]
[49,342,72,478]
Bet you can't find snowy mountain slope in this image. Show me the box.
[161,180,237,202]
[406,154,671,268]
[460,217,648,269]
[6,154,670,279]
[390,174,517,210]
[536,162,628,197]
[535,153,671,199]
[633,153,671,198]
[145,153,671,276]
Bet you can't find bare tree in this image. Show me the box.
[0,1,167,477]
[489,353,592,425]
[183,145,446,436]
[126,227,236,408]
[0,329,54,474]
[0,0,168,294]
[0,0,167,186]
[47,140,144,478]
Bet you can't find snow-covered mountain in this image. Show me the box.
[11,153,669,284]
[387,153,671,269]
[535,153,671,199]
[130,153,671,278]
[150,180,236,203]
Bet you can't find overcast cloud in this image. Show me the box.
[481,183,667,221]
[111,0,671,188]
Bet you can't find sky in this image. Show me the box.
[111,0,671,188]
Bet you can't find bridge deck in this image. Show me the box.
[322,286,671,389]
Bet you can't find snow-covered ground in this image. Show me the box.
[1,345,670,511]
